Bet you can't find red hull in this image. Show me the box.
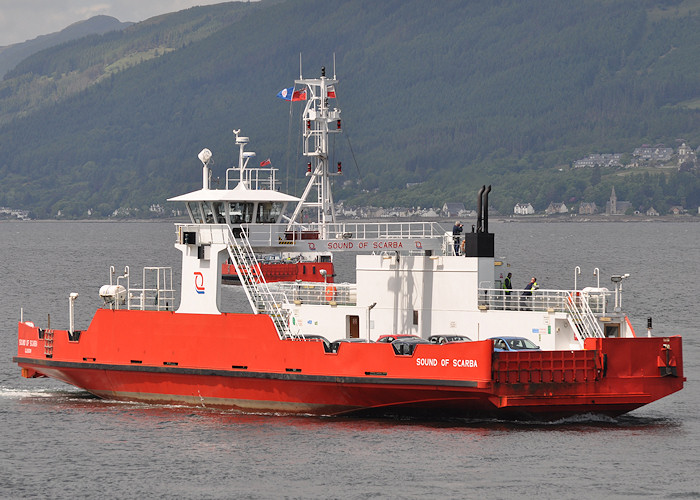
[221,261,334,284]
[15,311,684,419]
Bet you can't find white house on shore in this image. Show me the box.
[514,203,535,215]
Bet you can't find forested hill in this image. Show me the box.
[1,0,700,219]
[0,16,132,78]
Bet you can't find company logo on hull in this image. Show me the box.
[194,272,205,294]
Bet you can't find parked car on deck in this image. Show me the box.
[377,334,421,343]
[330,337,373,353]
[391,336,431,355]
[428,335,472,344]
[489,336,540,352]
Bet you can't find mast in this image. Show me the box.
[287,66,342,239]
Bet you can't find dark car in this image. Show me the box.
[391,336,431,355]
[330,337,373,352]
[377,334,422,343]
[489,336,540,352]
[428,335,472,344]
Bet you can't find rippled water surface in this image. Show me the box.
[1,221,698,499]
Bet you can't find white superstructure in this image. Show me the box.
[165,68,634,351]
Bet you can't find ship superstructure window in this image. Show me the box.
[228,202,254,223]
[202,203,214,223]
[256,202,284,223]
[187,202,204,223]
[212,202,226,223]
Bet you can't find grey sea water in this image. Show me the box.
[1,220,698,499]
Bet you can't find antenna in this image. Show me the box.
[299,53,303,79]
[333,53,336,79]
[287,67,343,235]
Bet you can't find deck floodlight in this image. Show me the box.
[198,148,212,166]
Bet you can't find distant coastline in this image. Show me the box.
[493,214,699,223]
[1,214,697,224]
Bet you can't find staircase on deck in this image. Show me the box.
[224,227,296,339]
[564,291,604,347]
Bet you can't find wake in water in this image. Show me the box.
[0,385,95,401]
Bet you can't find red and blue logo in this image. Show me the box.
[194,272,205,294]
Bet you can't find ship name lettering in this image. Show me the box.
[372,241,403,249]
[416,358,438,367]
[328,242,354,250]
[453,359,478,368]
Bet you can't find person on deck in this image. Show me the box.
[503,273,513,294]
[503,272,513,309]
[452,221,463,255]
[521,277,539,310]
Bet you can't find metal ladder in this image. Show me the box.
[565,291,604,348]
[224,228,297,339]
[44,329,54,358]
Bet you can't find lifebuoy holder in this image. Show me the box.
[325,285,337,302]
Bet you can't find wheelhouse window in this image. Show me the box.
[202,203,214,223]
[228,202,254,224]
[212,202,226,223]
[187,202,204,223]
[256,202,284,223]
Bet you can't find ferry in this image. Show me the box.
[14,68,684,419]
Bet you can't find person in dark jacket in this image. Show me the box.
[452,221,463,255]
[523,277,538,294]
[521,277,538,310]
[503,272,513,309]
[503,273,513,295]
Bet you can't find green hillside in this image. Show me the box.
[1,0,700,218]
[0,15,132,79]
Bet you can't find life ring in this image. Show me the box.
[325,285,337,302]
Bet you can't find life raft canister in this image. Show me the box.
[325,285,337,302]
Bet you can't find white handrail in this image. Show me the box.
[224,226,295,339]
[477,287,612,315]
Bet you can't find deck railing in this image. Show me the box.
[477,287,611,315]
[244,221,446,247]
[265,282,357,306]
[127,267,176,311]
